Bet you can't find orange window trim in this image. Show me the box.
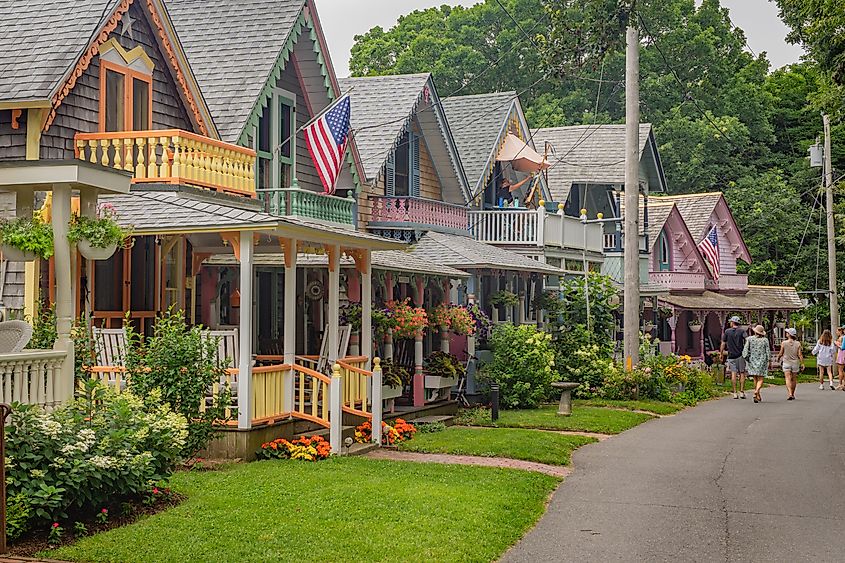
[98,58,153,132]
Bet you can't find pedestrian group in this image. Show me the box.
[720,315,845,403]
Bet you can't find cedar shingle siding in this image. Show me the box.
[0,110,27,161]
[41,2,194,160]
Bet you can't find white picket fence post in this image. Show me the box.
[330,364,343,454]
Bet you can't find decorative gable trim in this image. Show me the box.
[99,37,154,72]
[45,0,211,136]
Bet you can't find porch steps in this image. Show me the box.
[295,425,357,442]
[412,415,455,427]
[347,442,379,456]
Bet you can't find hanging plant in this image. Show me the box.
[385,298,428,339]
[657,306,674,319]
[67,203,131,260]
[339,302,363,332]
[372,308,396,336]
[490,290,518,308]
[0,216,54,261]
[428,304,477,336]
[466,303,492,340]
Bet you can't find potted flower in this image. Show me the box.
[688,317,702,333]
[467,303,492,340]
[0,216,54,261]
[67,203,130,260]
[448,305,476,336]
[428,304,452,333]
[385,298,428,339]
[775,312,786,329]
[490,290,518,309]
[423,351,465,392]
[658,306,674,320]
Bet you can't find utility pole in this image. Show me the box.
[623,18,641,368]
[824,114,838,331]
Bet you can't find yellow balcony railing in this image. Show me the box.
[75,129,257,197]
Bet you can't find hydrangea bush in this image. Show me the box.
[6,382,188,532]
[481,324,557,409]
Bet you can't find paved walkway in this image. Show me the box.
[364,449,571,477]
[504,383,845,562]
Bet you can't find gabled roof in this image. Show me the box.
[410,232,561,275]
[442,91,548,201]
[338,74,469,202]
[652,192,752,264]
[0,0,214,136]
[660,286,803,311]
[167,0,306,143]
[532,124,667,202]
[0,0,116,102]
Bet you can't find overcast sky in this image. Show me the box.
[315,0,805,78]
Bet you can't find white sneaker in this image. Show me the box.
[820,384,825,390]
[732,393,738,399]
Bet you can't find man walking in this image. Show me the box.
[721,316,748,399]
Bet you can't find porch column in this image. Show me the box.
[667,311,678,355]
[52,184,75,402]
[466,275,477,360]
[698,310,706,360]
[384,272,394,361]
[517,276,526,325]
[413,275,425,407]
[441,279,450,353]
[326,244,341,363]
[360,250,373,370]
[237,231,254,429]
[282,238,296,413]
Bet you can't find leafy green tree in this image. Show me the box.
[775,0,845,86]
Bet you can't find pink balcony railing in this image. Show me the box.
[707,273,748,291]
[649,271,706,292]
[369,196,468,233]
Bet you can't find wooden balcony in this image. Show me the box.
[649,270,706,292]
[468,208,603,254]
[369,196,468,235]
[260,187,356,227]
[75,129,256,197]
[706,273,748,292]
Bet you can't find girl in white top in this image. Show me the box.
[812,329,837,390]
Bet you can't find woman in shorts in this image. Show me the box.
[777,327,804,400]
[812,329,837,390]
[836,327,845,390]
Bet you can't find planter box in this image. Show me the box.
[425,375,459,390]
[381,384,403,401]
[1,244,36,262]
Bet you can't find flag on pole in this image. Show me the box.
[304,94,351,194]
[697,226,721,280]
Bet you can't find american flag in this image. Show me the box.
[304,95,351,194]
[698,226,721,280]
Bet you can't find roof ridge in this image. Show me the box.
[443,91,517,101]
[653,192,723,199]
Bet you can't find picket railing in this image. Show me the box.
[337,356,371,417]
[468,209,540,245]
[292,363,332,428]
[250,363,291,425]
[0,350,66,410]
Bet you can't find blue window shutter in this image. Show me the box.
[385,150,395,196]
[410,132,421,197]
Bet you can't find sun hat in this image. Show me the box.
[753,325,766,335]
[729,315,741,323]
[785,327,797,337]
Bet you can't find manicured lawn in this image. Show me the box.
[50,457,559,563]
[456,405,655,434]
[573,398,686,416]
[399,426,596,465]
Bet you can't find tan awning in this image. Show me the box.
[496,133,549,173]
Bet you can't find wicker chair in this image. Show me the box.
[0,320,33,353]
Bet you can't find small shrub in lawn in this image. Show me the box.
[256,436,332,461]
[48,522,63,547]
[73,521,88,538]
[416,421,447,433]
[5,382,187,534]
[481,324,557,409]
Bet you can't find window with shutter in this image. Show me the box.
[410,132,420,197]
[385,150,396,196]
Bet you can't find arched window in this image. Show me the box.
[658,229,671,271]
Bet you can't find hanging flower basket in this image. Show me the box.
[67,203,131,261]
[643,321,655,332]
[0,216,54,262]
[688,321,702,333]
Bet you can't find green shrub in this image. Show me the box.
[6,493,31,541]
[124,309,232,457]
[423,351,465,380]
[27,302,57,350]
[561,343,619,398]
[5,383,187,526]
[454,406,493,426]
[481,324,557,409]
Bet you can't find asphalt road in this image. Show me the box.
[503,383,845,563]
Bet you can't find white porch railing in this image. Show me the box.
[468,209,541,245]
[0,350,67,410]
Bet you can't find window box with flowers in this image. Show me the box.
[423,351,465,393]
[0,216,54,262]
[379,359,409,401]
[67,203,131,261]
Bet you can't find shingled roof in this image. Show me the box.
[651,193,724,241]
[338,74,469,202]
[0,0,118,101]
[167,0,307,143]
[660,286,804,311]
[410,232,561,275]
[532,124,666,203]
[442,92,516,191]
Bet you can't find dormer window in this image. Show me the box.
[256,89,296,189]
[385,130,420,197]
[98,39,153,132]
